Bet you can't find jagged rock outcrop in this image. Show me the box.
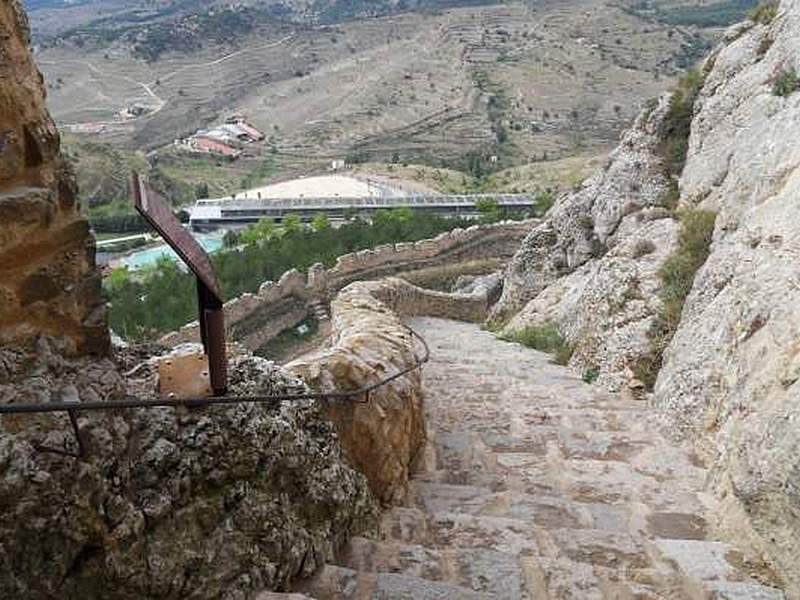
[653,1,800,591]
[0,0,108,356]
[494,98,680,389]
[497,0,800,590]
[0,343,377,599]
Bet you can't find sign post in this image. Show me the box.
[132,172,228,395]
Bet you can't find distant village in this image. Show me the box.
[174,115,265,160]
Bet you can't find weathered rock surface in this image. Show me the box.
[494,97,680,390]
[0,0,107,356]
[496,0,800,590]
[652,1,800,591]
[0,342,377,598]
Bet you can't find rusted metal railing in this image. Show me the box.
[0,325,429,458]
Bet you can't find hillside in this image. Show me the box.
[30,0,723,206]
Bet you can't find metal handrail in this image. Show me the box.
[0,324,430,415]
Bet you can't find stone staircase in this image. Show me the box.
[308,299,330,323]
[266,317,786,600]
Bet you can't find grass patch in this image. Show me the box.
[634,210,716,390]
[657,69,706,178]
[502,322,574,366]
[749,0,779,24]
[772,67,799,97]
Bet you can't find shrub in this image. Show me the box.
[657,69,705,177]
[502,322,574,365]
[582,367,600,384]
[749,0,778,24]
[534,190,556,216]
[772,67,799,97]
[633,210,716,390]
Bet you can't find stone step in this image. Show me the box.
[653,539,785,599]
[296,565,487,600]
[336,536,527,599]
[308,300,330,321]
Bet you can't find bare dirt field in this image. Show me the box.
[37,0,712,167]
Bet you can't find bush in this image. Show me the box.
[534,190,555,216]
[657,69,705,177]
[634,210,716,389]
[502,322,574,365]
[772,67,799,97]
[750,0,779,24]
[582,367,600,384]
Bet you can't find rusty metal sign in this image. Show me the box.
[132,172,223,299]
[132,172,228,395]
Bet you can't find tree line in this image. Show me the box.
[105,205,532,339]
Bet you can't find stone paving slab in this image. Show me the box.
[293,318,786,599]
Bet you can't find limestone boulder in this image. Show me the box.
[0,341,377,599]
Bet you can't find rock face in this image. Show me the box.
[0,344,377,599]
[0,0,108,356]
[0,5,382,597]
[494,98,680,390]
[652,1,800,590]
[496,0,800,590]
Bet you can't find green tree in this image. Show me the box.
[311,213,331,232]
[534,190,555,216]
[195,181,210,199]
[282,214,304,235]
[475,197,500,222]
[240,218,276,245]
[222,230,240,248]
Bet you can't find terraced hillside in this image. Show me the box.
[34,0,713,167]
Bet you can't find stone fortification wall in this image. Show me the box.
[287,277,496,505]
[162,220,532,350]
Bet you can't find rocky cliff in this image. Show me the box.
[0,2,380,597]
[494,94,682,390]
[496,0,800,591]
[655,1,800,590]
[0,0,107,357]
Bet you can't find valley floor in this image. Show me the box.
[293,317,785,599]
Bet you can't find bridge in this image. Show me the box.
[188,193,536,231]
